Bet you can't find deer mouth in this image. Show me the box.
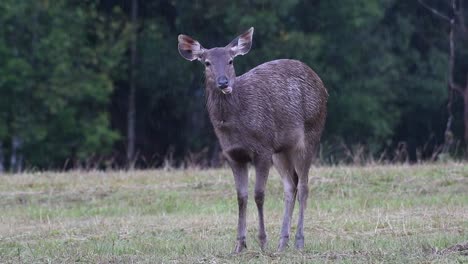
[221,86,232,94]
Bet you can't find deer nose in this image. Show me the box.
[217,76,229,89]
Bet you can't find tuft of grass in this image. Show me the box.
[0,164,467,263]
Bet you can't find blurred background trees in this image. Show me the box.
[0,0,467,170]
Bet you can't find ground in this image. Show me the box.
[0,164,467,263]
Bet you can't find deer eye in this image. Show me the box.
[228,60,233,65]
[205,61,211,67]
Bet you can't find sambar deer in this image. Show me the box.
[178,27,328,252]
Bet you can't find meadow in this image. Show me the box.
[0,164,467,263]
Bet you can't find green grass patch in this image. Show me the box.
[0,164,467,263]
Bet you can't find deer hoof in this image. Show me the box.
[277,237,289,252]
[233,240,247,254]
[295,236,304,250]
[259,237,268,251]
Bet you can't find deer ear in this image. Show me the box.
[227,27,254,57]
[178,34,205,61]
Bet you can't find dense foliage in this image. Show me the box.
[0,0,467,170]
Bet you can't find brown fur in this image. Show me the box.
[178,28,328,253]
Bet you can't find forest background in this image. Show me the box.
[1,0,468,171]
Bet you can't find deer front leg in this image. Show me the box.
[230,161,249,253]
[254,158,271,251]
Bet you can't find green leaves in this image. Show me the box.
[0,0,463,168]
[0,0,127,168]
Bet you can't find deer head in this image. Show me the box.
[178,27,254,94]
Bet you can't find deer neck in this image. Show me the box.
[205,78,238,128]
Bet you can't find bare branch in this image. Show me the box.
[457,0,468,36]
[418,0,451,22]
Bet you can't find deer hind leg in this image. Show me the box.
[230,161,249,253]
[292,149,314,250]
[273,152,298,251]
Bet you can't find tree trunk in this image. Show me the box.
[0,142,4,173]
[420,0,468,157]
[127,0,138,168]
[464,89,468,153]
[444,11,456,153]
[10,136,23,173]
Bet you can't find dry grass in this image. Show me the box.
[0,164,467,263]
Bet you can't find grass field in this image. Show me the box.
[0,164,467,263]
